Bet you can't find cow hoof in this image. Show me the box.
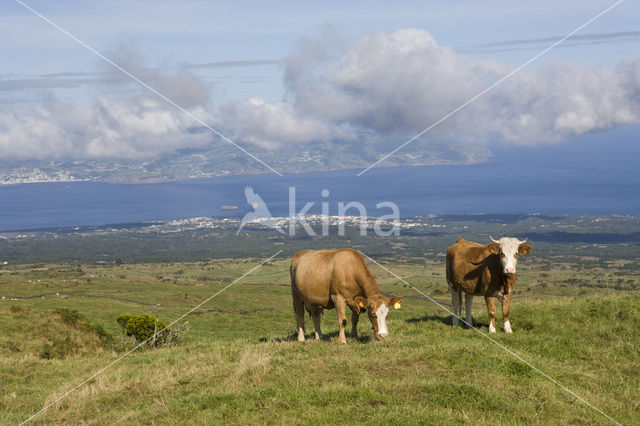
[489,326,496,333]
[504,320,513,334]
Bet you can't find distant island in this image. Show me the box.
[0,139,491,185]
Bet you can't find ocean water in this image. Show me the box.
[1,129,639,232]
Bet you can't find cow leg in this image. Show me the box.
[311,309,322,340]
[464,294,474,327]
[502,289,513,333]
[293,296,306,342]
[450,287,462,326]
[485,296,497,333]
[491,290,506,303]
[350,311,359,338]
[334,295,348,345]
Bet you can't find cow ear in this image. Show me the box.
[487,244,500,254]
[389,296,403,309]
[346,297,366,313]
[518,245,532,255]
[353,296,368,311]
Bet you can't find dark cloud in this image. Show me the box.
[0,75,117,91]
[186,59,281,69]
[38,71,103,78]
[101,44,211,109]
[467,30,640,53]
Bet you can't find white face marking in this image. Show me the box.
[376,303,389,336]
[504,320,513,333]
[496,237,521,274]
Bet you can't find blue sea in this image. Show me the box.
[1,128,639,232]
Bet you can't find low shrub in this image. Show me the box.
[116,313,189,347]
[116,313,133,329]
[127,314,168,343]
[80,322,115,346]
[39,334,81,359]
[9,305,23,313]
[38,309,115,357]
[53,308,81,326]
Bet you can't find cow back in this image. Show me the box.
[446,239,503,295]
[291,249,378,309]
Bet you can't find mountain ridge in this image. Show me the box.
[0,139,491,184]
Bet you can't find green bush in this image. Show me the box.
[116,314,133,329]
[116,313,189,347]
[117,314,169,346]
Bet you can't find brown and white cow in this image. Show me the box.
[290,248,402,344]
[446,237,532,333]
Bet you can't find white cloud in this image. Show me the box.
[215,97,346,148]
[2,30,640,163]
[483,60,640,144]
[0,44,214,162]
[0,96,211,161]
[275,28,640,146]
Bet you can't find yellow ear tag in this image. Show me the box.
[394,302,401,309]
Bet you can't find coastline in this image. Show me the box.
[0,149,491,185]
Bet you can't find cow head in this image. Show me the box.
[488,236,532,275]
[352,294,403,340]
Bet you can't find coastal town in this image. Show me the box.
[0,167,79,185]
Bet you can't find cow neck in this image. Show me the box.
[504,273,517,289]
[487,253,515,289]
[489,250,518,289]
[494,269,516,293]
[486,253,501,277]
[361,274,382,298]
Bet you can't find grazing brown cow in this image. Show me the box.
[290,249,402,344]
[446,237,532,333]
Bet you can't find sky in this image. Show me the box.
[0,0,639,164]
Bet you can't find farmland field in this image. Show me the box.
[1,215,639,424]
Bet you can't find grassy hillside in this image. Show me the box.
[1,257,638,424]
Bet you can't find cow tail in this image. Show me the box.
[290,260,312,318]
[445,251,452,291]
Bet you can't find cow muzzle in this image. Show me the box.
[376,332,388,340]
[504,267,516,275]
